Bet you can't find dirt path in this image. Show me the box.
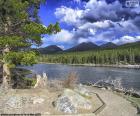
[86,86,137,116]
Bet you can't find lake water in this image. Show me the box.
[24,63,140,91]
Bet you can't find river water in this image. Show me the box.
[24,63,140,91]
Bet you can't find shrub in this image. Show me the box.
[63,72,79,89]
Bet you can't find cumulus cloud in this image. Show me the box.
[78,38,90,43]
[58,45,65,50]
[43,29,74,43]
[54,0,140,46]
[113,36,140,45]
[52,29,74,43]
[55,6,83,26]
[41,29,75,49]
[56,0,139,24]
[83,0,139,22]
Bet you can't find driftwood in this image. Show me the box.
[34,73,48,89]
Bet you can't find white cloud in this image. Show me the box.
[88,28,96,35]
[119,20,139,33]
[55,6,83,25]
[78,20,114,35]
[58,45,65,50]
[92,20,113,28]
[41,29,74,49]
[53,0,140,46]
[78,38,89,43]
[84,0,120,21]
[52,29,74,43]
[132,7,140,14]
[113,36,140,45]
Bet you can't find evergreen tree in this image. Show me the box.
[0,0,61,88]
[39,47,140,65]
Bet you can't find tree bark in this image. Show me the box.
[1,16,12,89]
[2,45,11,89]
[2,63,11,89]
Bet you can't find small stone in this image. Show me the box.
[101,87,106,90]
[31,97,45,104]
[6,96,22,109]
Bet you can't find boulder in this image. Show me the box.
[74,84,92,98]
[34,73,48,89]
[54,89,92,114]
[55,96,77,114]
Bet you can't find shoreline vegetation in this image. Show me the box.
[39,62,140,69]
[38,47,140,68]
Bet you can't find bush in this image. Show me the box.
[63,72,78,89]
[11,68,36,89]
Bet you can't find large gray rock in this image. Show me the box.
[55,96,77,114]
[74,84,92,98]
[55,89,92,114]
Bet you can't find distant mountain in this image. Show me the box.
[38,41,140,54]
[39,45,63,54]
[65,42,99,52]
[118,41,140,49]
[100,42,118,49]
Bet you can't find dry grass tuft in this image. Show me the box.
[63,72,79,89]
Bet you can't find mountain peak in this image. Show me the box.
[66,42,99,52]
[100,42,117,49]
[79,42,95,45]
[39,45,63,54]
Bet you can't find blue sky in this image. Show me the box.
[38,0,140,49]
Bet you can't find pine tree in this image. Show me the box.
[0,0,61,88]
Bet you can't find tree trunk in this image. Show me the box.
[2,63,11,89]
[1,16,12,89]
[2,45,11,89]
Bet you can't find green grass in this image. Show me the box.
[125,96,140,107]
[23,77,37,86]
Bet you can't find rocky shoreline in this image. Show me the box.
[0,71,139,115]
[83,81,140,98]
[69,64,140,69]
[0,85,138,116]
[40,62,140,69]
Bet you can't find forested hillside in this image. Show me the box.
[39,45,63,54]
[39,47,140,65]
[65,42,99,52]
